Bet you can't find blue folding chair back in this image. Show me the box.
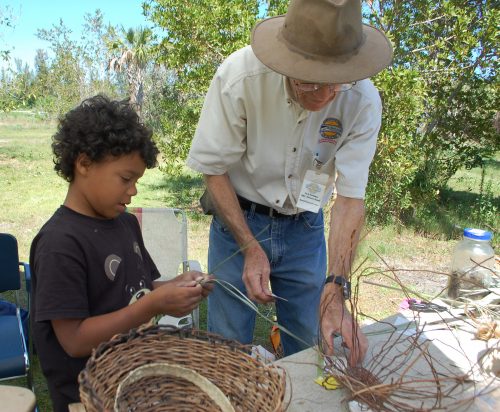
[0,233,33,390]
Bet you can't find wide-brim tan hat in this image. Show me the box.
[251,0,393,83]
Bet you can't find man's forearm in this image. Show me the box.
[327,195,365,278]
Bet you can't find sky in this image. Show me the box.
[0,0,149,69]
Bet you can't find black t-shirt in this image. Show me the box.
[30,206,161,411]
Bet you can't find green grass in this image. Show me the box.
[1,111,498,411]
[402,156,500,248]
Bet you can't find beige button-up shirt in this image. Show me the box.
[187,46,382,215]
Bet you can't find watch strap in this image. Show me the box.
[324,274,351,299]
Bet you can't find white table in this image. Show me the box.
[275,311,499,411]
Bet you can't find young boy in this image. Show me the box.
[29,95,211,411]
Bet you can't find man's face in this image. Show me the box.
[289,79,353,111]
[73,151,146,219]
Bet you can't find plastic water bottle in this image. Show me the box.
[447,228,495,300]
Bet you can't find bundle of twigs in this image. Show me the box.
[318,250,499,411]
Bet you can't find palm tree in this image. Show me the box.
[107,26,153,117]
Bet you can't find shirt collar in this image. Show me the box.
[283,76,309,119]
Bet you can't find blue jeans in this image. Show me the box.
[207,208,326,356]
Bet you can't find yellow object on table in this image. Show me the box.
[314,375,341,390]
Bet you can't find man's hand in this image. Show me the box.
[320,283,368,366]
[241,244,273,304]
[203,173,273,304]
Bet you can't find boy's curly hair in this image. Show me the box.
[52,94,159,182]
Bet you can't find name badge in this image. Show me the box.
[296,170,328,213]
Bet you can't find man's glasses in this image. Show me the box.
[292,79,356,93]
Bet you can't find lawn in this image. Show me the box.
[0,111,498,411]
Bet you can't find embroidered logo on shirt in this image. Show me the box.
[319,118,343,144]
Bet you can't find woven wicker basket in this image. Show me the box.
[79,325,286,411]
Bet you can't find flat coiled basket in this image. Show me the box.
[79,325,286,411]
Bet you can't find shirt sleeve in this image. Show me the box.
[334,94,382,199]
[127,213,161,281]
[33,233,90,321]
[186,63,248,175]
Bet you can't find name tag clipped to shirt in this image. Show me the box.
[296,169,328,213]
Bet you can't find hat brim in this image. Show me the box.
[251,16,393,83]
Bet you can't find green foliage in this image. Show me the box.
[367,67,426,223]
[154,84,204,174]
[147,0,498,224]
[365,0,499,223]
[0,62,36,111]
[144,0,269,174]
[402,157,499,249]
[473,179,499,231]
[1,11,120,117]
[105,25,156,115]
[34,20,86,114]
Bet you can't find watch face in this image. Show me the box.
[334,276,351,299]
[325,275,351,299]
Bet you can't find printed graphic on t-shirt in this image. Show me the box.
[127,277,150,303]
[103,241,153,311]
[319,118,343,143]
[104,254,121,281]
[133,241,143,260]
[127,277,155,323]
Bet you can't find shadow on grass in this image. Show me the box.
[141,173,206,217]
[402,187,499,247]
[483,157,500,170]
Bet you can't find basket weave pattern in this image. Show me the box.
[79,325,286,411]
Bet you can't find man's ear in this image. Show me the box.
[75,153,92,176]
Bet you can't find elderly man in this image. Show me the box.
[187,0,392,365]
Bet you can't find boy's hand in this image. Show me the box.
[152,282,202,317]
[174,271,214,298]
[152,271,214,317]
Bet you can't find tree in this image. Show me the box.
[33,12,120,116]
[143,0,263,173]
[146,0,498,225]
[0,4,15,61]
[36,19,85,114]
[365,0,499,222]
[79,10,119,100]
[31,49,50,99]
[0,60,35,111]
[106,26,155,117]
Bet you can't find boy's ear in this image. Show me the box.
[75,153,92,176]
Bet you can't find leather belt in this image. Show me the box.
[237,195,301,218]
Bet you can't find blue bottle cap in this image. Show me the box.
[463,228,493,241]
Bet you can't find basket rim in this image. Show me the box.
[79,324,287,412]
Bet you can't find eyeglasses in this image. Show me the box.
[292,80,356,93]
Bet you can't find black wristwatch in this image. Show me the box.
[325,274,351,299]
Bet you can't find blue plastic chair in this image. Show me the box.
[0,233,33,391]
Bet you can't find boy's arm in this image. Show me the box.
[52,279,204,357]
[153,271,213,298]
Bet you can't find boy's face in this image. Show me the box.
[70,151,147,219]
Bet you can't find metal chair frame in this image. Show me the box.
[127,207,201,328]
[0,233,34,391]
